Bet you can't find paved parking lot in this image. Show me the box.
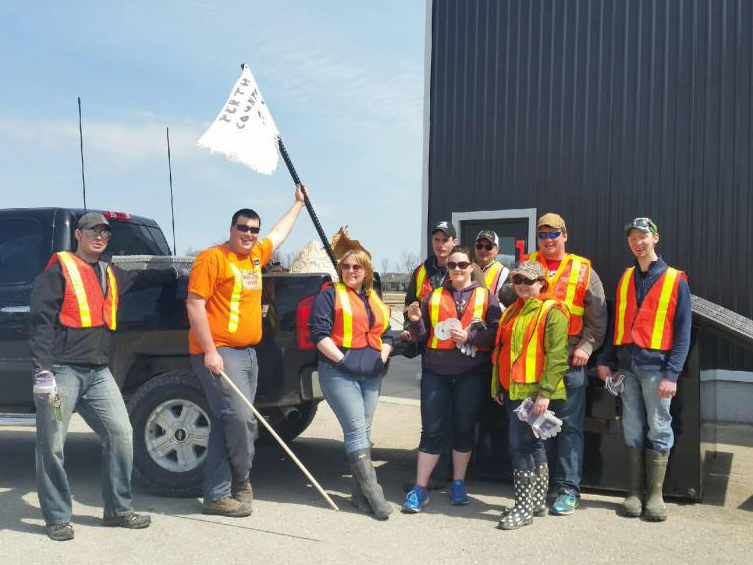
[2,354,752,564]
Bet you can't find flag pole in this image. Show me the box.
[276,137,338,271]
[77,97,88,211]
[166,127,177,255]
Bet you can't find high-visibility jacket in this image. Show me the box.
[482,261,506,292]
[47,251,118,330]
[528,251,591,336]
[331,283,391,350]
[412,263,434,302]
[427,286,490,350]
[493,298,569,390]
[613,266,686,350]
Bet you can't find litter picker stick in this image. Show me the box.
[166,127,177,255]
[218,370,339,511]
[77,96,88,211]
[277,137,339,271]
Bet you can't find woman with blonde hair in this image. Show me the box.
[308,249,394,519]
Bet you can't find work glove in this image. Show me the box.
[605,372,626,396]
[456,317,486,357]
[33,370,57,394]
[513,398,563,439]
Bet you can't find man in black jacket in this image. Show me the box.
[30,212,177,541]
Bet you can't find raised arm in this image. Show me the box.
[266,184,307,252]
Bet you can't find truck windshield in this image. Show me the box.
[105,220,172,257]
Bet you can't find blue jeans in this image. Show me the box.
[318,362,382,454]
[620,369,674,452]
[191,347,259,502]
[546,365,586,495]
[419,368,487,454]
[504,390,548,470]
[35,364,134,525]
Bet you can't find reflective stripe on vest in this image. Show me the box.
[52,251,118,330]
[613,266,684,350]
[228,264,243,333]
[107,267,119,330]
[483,261,505,291]
[529,251,590,335]
[428,286,489,350]
[58,252,92,326]
[331,283,390,349]
[414,264,433,302]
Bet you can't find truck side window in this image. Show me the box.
[0,219,44,285]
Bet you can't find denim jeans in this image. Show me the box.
[419,368,487,454]
[318,362,382,454]
[191,347,259,502]
[546,365,587,495]
[503,390,548,470]
[620,368,674,452]
[35,364,134,525]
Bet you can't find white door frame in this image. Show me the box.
[451,208,538,254]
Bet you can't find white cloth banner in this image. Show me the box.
[197,64,281,174]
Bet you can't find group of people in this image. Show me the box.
[28,183,690,541]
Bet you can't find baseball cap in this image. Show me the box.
[475,230,499,246]
[624,217,658,235]
[77,212,110,230]
[537,213,567,232]
[514,260,547,281]
[431,220,457,239]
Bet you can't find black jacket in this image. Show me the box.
[30,260,176,373]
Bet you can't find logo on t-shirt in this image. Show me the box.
[241,268,262,290]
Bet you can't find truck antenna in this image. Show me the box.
[77,96,88,211]
[166,127,177,255]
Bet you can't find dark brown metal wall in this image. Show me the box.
[428,0,753,368]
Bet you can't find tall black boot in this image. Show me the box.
[348,449,393,520]
[498,468,535,530]
[498,463,548,518]
[644,449,669,521]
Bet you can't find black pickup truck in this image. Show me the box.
[0,207,328,496]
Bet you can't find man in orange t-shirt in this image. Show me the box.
[187,184,307,517]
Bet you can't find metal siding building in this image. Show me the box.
[424,0,753,370]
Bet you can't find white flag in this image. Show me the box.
[197,64,281,174]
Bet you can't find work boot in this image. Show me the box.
[498,468,535,530]
[102,513,152,529]
[644,449,669,522]
[202,497,252,517]
[45,523,74,541]
[499,463,548,518]
[231,479,254,504]
[348,449,393,520]
[620,448,645,518]
[350,478,373,514]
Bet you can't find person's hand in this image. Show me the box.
[406,301,421,322]
[399,330,411,341]
[494,393,505,406]
[596,365,612,382]
[657,378,677,399]
[295,183,307,204]
[204,350,224,376]
[572,347,590,367]
[533,394,550,416]
[450,327,468,345]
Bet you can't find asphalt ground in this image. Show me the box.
[2,351,753,565]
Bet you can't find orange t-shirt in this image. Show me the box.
[188,239,273,354]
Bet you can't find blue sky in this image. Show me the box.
[0,1,425,268]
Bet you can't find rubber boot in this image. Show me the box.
[499,463,548,518]
[620,448,644,518]
[348,449,393,520]
[350,478,373,514]
[644,449,669,522]
[498,468,535,530]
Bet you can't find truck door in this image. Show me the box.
[455,212,534,269]
[0,216,47,406]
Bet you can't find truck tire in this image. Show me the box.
[258,400,319,444]
[127,371,208,497]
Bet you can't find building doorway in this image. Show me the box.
[452,209,536,269]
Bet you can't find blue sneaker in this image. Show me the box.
[450,479,469,505]
[402,485,429,513]
[550,490,579,515]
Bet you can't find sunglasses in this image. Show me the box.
[475,243,494,251]
[538,231,562,239]
[235,224,261,234]
[512,275,540,285]
[447,261,471,270]
[82,228,112,239]
[341,263,363,272]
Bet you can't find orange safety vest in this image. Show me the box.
[493,299,569,389]
[482,261,506,292]
[613,266,686,350]
[413,263,434,302]
[47,251,119,330]
[528,251,591,336]
[427,286,490,350]
[331,283,391,350]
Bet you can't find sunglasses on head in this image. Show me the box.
[82,228,112,239]
[538,230,561,239]
[512,274,539,285]
[447,261,470,270]
[235,224,260,234]
[475,242,494,251]
[341,263,363,272]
